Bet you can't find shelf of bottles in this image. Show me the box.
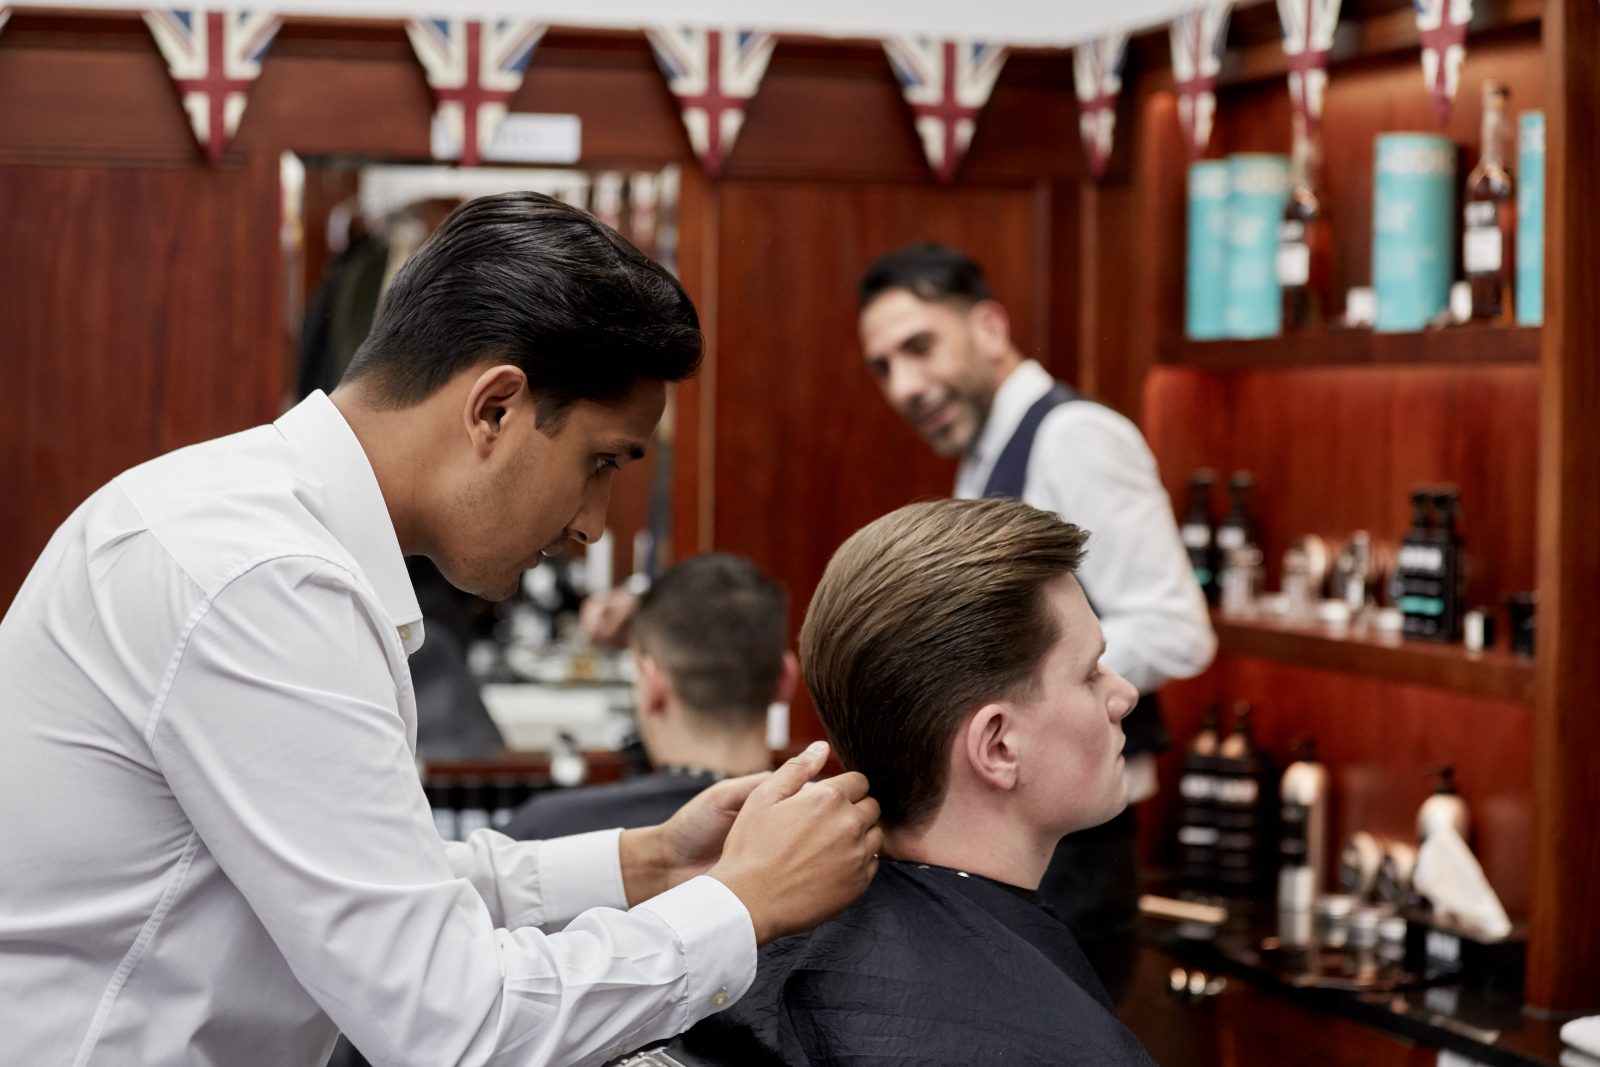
[1209,611,1534,707]
[1178,80,1543,372]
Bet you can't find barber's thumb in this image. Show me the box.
[757,741,829,803]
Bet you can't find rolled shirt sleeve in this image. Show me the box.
[150,556,755,1067]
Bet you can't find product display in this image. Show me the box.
[1224,154,1291,338]
[1182,469,1219,603]
[1463,82,1516,323]
[1373,132,1456,331]
[1516,111,1545,325]
[1186,160,1233,339]
[1278,112,1332,330]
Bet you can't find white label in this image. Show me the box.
[1178,825,1220,846]
[1426,929,1463,966]
[1216,778,1260,805]
[1217,527,1246,551]
[1277,241,1311,286]
[485,113,583,164]
[1464,225,1503,274]
[1182,523,1212,550]
[1399,544,1446,573]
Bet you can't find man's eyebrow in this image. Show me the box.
[603,440,649,462]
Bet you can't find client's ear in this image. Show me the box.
[963,704,1020,791]
[774,650,800,705]
[636,653,671,717]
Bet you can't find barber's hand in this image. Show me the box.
[579,588,639,649]
[707,741,882,946]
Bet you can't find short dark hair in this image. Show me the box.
[857,242,993,312]
[631,554,789,730]
[344,192,702,428]
[801,498,1089,828]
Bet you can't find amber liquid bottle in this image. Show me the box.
[1279,113,1332,330]
[1464,82,1516,322]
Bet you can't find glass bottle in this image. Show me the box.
[1463,82,1515,322]
[1279,111,1332,330]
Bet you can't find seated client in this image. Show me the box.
[676,497,1156,1067]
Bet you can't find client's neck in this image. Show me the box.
[648,714,772,778]
[881,801,1056,890]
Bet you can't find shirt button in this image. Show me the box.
[398,624,412,642]
[711,988,729,1007]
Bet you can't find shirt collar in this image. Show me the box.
[274,391,424,652]
[962,359,1055,483]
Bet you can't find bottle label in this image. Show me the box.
[1398,543,1446,574]
[1217,526,1246,551]
[1182,523,1212,550]
[1277,241,1311,286]
[1464,223,1503,274]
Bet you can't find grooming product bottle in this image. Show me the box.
[1418,765,1471,843]
[1278,737,1330,910]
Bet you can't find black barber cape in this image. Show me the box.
[674,860,1156,1067]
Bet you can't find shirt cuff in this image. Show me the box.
[525,828,626,929]
[634,875,758,1024]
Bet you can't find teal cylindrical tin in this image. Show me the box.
[1186,161,1232,340]
[1372,133,1457,332]
[1223,154,1290,339]
[1516,112,1544,326]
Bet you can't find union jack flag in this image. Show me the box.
[884,38,1007,185]
[1169,5,1232,160]
[647,28,775,177]
[143,9,280,164]
[1277,0,1342,134]
[1415,0,1472,127]
[1074,34,1129,180]
[406,18,546,167]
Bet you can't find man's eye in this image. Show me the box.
[596,457,620,473]
[1087,666,1103,685]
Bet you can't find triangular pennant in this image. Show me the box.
[143,9,280,164]
[883,38,1007,185]
[406,18,546,167]
[1074,34,1129,181]
[1415,0,1472,127]
[0,9,10,36]
[647,28,775,177]
[1277,0,1342,135]
[1169,5,1232,161]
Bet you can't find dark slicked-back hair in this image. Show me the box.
[856,242,993,312]
[344,191,702,429]
[631,554,789,730]
[801,498,1090,828]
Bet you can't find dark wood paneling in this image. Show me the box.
[0,158,284,603]
[1161,324,1540,369]
[1530,0,1600,1014]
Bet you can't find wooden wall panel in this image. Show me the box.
[0,159,283,601]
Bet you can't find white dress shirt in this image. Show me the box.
[0,391,756,1067]
[956,361,1216,798]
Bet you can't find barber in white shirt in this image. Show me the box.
[0,192,882,1067]
[855,242,1215,1001]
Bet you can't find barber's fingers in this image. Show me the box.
[811,771,870,805]
[751,741,829,805]
[700,771,771,816]
[852,795,882,832]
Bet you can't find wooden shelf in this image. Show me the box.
[1159,325,1540,371]
[1212,612,1535,707]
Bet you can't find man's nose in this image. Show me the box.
[885,358,931,411]
[567,474,613,546]
[1108,672,1139,721]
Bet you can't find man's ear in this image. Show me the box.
[962,702,1020,792]
[773,650,800,705]
[635,652,671,718]
[462,364,528,459]
[967,299,1012,362]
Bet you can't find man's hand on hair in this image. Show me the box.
[706,741,883,945]
[579,588,640,649]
